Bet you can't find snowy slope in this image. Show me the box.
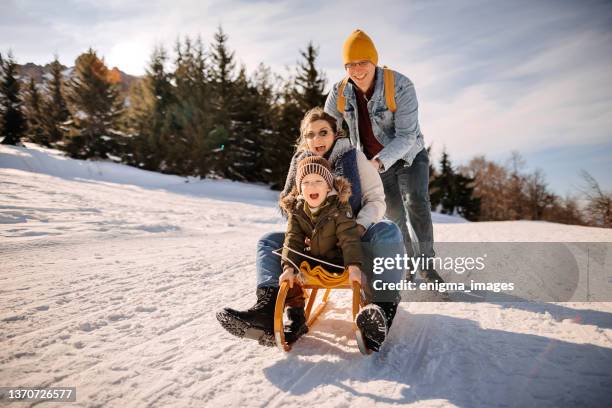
[1,144,611,408]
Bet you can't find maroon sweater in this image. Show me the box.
[353,74,384,160]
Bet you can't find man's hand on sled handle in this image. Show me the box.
[348,265,362,286]
[280,265,303,288]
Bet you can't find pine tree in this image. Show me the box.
[23,77,48,146]
[224,64,276,182]
[259,41,327,188]
[171,37,212,176]
[44,56,70,145]
[209,26,235,108]
[0,52,26,145]
[266,76,303,188]
[63,48,125,159]
[250,63,278,183]
[430,149,480,220]
[125,79,154,167]
[294,42,326,111]
[224,66,255,181]
[208,26,236,177]
[453,172,480,221]
[430,149,454,213]
[127,45,176,171]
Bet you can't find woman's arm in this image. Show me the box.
[355,150,386,230]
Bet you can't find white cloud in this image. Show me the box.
[421,27,612,161]
[2,0,611,185]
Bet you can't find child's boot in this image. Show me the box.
[284,285,308,344]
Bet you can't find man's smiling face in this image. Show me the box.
[345,60,376,93]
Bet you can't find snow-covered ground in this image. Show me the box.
[1,144,611,407]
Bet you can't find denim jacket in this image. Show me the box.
[324,66,425,171]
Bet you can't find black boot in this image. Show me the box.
[284,307,308,344]
[377,302,399,329]
[216,286,278,347]
[355,304,388,352]
[355,302,399,352]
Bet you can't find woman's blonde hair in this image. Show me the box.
[296,107,344,151]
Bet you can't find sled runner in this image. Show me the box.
[272,250,372,355]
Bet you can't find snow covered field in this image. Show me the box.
[1,144,611,407]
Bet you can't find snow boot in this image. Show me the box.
[216,286,278,347]
[283,284,308,344]
[355,303,388,352]
[284,307,308,344]
[355,302,398,352]
[379,302,399,329]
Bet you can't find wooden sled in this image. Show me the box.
[273,260,372,355]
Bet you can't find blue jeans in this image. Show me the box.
[380,148,435,267]
[256,220,406,303]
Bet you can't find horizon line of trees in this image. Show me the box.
[0,27,610,228]
[428,148,610,227]
[1,26,326,188]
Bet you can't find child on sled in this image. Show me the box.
[277,155,363,343]
[217,108,405,352]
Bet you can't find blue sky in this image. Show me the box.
[1,0,611,196]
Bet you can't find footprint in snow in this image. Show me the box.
[135,306,157,313]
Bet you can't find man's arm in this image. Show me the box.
[374,77,421,171]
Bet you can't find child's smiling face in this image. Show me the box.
[305,120,336,156]
[300,173,331,208]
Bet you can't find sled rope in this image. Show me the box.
[272,246,345,271]
[272,247,348,287]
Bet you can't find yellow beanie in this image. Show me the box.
[342,29,378,66]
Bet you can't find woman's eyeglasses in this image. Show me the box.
[304,129,330,140]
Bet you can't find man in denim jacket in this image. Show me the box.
[324,29,444,284]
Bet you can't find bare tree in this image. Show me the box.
[580,171,611,228]
[461,156,512,220]
[544,194,585,226]
[525,169,554,220]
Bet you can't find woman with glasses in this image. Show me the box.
[217,107,406,353]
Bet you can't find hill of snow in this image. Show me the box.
[1,144,611,407]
